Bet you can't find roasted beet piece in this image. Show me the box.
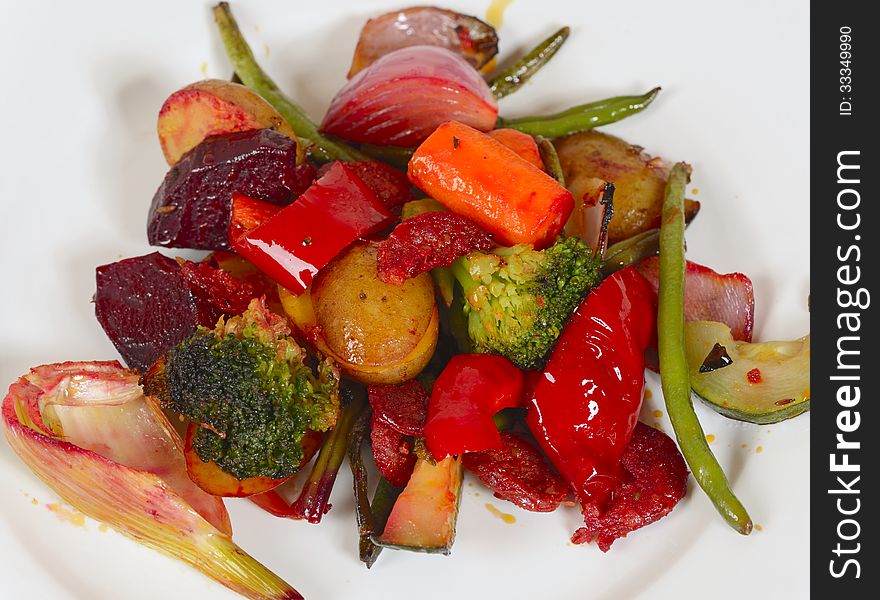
[572,422,688,551]
[95,253,216,373]
[370,413,417,487]
[377,211,496,285]
[95,253,261,372]
[368,380,429,436]
[147,128,315,251]
[317,160,414,212]
[462,432,569,512]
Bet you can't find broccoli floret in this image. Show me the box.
[142,298,339,480]
[450,236,602,369]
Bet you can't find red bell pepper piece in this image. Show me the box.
[318,160,415,212]
[232,162,396,293]
[424,354,524,459]
[526,267,655,508]
[407,121,573,248]
[228,193,283,243]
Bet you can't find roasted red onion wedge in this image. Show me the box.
[2,361,302,600]
[348,7,498,77]
[564,178,614,258]
[637,256,755,341]
[321,46,498,147]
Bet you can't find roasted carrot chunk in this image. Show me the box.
[488,128,544,170]
[408,121,572,248]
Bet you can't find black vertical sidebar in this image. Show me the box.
[811,1,876,597]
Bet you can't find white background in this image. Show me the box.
[0,1,809,598]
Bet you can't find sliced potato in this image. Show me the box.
[280,241,438,384]
[554,130,698,243]
[158,79,299,165]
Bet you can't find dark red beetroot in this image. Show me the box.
[147,128,316,251]
[318,161,414,212]
[96,253,212,372]
[462,432,569,512]
[95,253,259,372]
[377,211,496,285]
[368,381,429,436]
[572,422,688,551]
[370,413,417,487]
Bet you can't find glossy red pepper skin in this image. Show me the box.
[228,193,282,243]
[232,162,396,293]
[526,267,655,508]
[424,354,524,459]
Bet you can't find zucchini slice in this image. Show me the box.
[375,456,463,554]
[684,321,810,424]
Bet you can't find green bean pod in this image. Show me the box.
[213,2,369,163]
[488,27,570,99]
[496,87,660,139]
[356,143,416,169]
[536,136,565,186]
[657,162,753,535]
[601,228,660,276]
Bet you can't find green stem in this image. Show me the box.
[657,162,752,535]
[356,143,415,169]
[601,228,660,276]
[489,27,570,100]
[496,87,660,138]
[291,383,368,523]
[212,2,369,163]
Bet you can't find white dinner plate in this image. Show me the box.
[0,1,809,598]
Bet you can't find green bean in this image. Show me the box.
[356,143,415,169]
[212,2,369,163]
[488,27,570,100]
[496,87,660,139]
[657,162,753,535]
[536,136,565,186]
[601,229,660,276]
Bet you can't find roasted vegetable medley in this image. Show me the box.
[2,4,810,600]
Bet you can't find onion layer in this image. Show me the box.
[3,361,301,600]
[321,45,498,147]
